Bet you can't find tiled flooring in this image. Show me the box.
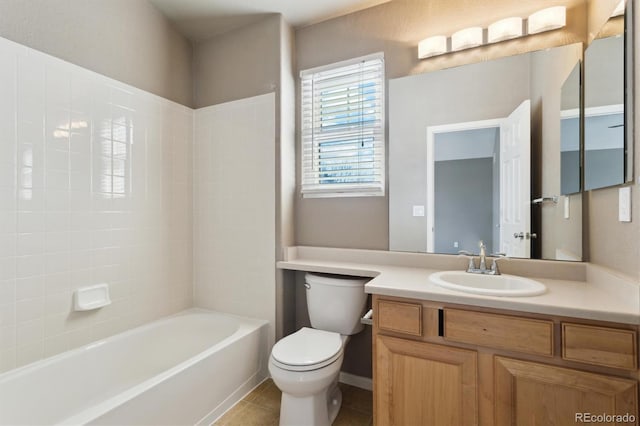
[214,379,373,426]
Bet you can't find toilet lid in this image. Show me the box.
[271,328,342,367]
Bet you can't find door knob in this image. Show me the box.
[528,232,538,239]
[513,232,525,240]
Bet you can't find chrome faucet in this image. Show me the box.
[458,241,504,275]
[478,240,487,271]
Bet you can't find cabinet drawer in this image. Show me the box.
[562,323,637,370]
[444,309,554,356]
[377,300,422,336]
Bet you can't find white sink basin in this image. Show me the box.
[429,270,546,297]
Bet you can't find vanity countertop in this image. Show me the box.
[277,246,640,325]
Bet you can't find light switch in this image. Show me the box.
[563,196,570,219]
[413,205,425,217]
[619,187,631,222]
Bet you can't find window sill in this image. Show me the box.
[302,191,385,199]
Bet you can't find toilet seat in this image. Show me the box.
[271,328,343,372]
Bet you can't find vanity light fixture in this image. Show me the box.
[488,17,523,43]
[418,35,448,59]
[417,5,567,60]
[451,27,484,51]
[527,6,567,35]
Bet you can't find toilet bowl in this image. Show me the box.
[269,328,348,426]
[269,273,368,426]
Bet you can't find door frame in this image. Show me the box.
[426,118,503,252]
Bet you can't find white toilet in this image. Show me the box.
[269,273,368,426]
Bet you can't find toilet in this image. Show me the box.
[269,273,368,426]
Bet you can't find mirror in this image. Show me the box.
[560,63,581,195]
[584,1,633,190]
[389,43,583,260]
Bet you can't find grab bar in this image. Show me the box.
[360,309,373,326]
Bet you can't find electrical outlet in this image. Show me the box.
[453,241,459,248]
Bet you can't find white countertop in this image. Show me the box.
[278,247,640,325]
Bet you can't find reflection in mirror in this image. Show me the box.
[585,35,624,190]
[560,63,581,195]
[583,1,633,190]
[432,126,500,255]
[389,44,582,261]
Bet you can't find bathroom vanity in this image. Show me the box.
[278,246,640,426]
[374,295,638,425]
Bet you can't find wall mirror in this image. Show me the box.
[389,43,584,260]
[584,1,634,191]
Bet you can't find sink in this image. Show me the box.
[429,270,546,297]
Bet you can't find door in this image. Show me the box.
[494,357,638,426]
[499,100,531,258]
[375,335,478,426]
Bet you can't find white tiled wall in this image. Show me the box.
[193,94,276,346]
[0,37,193,372]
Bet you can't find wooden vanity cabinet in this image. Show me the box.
[372,295,640,426]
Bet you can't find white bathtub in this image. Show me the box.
[0,309,269,425]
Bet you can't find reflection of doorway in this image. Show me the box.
[427,119,501,255]
[426,100,531,257]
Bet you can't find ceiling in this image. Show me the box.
[149,0,392,42]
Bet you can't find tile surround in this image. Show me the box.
[193,94,276,346]
[0,37,193,372]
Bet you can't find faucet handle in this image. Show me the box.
[490,258,501,274]
[457,250,476,271]
[467,256,476,271]
[490,254,508,275]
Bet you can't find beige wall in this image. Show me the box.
[0,0,193,107]
[296,0,639,281]
[193,15,281,108]
[295,0,586,250]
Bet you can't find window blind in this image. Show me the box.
[300,53,385,197]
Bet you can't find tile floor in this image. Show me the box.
[213,379,373,426]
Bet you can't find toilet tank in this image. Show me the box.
[305,273,369,335]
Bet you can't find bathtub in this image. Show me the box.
[0,309,269,425]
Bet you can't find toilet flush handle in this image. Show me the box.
[360,309,373,326]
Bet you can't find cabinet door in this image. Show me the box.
[495,357,638,426]
[375,335,478,426]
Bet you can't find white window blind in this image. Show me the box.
[301,53,385,197]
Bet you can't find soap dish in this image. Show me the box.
[74,284,111,311]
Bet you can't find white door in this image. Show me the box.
[499,100,531,258]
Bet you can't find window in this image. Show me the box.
[300,53,385,197]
